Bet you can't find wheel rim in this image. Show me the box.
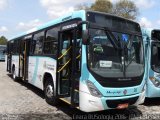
[46,85,53,98]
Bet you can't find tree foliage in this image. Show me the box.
[0,36,8,45]
[74,0,138,20]
[91,0,112,13]
[112,0,138,20]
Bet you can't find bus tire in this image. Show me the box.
[12,67,18,81]
[44,78,58,106]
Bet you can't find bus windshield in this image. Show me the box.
[88,28,144,78]
[151,30,160,73]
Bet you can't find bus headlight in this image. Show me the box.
[86,80,102,98]
[149,77,160,87]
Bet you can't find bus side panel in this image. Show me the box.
[12,55,19,76]
[28,56,57,90]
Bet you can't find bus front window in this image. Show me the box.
[151,30,160,73]
[87,28,144,78]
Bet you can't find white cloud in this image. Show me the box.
[17,19,43,31]
[0,26,8,32]
[0,0,7,10]
[157,20,160,25]
[40,0,95,19]
[139,17,152,27]
[134,0,155,9]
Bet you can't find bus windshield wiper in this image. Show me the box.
[104,28,126,76]
[103,27,121,50]
[89,23,120,50]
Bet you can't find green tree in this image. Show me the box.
[0,36,8,45]
[112,0,138,20]
[91,0,112,13]
[74,0,138,20]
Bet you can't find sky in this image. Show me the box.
[0,0,160,39]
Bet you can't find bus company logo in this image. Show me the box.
[106,91,121,94]
[123,89,127,95]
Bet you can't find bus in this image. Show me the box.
[6,10,146,112]
[142,28,160,98]
[0,45,6,61]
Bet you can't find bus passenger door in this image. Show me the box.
[19,39,30,81]
[56,28,81,106]
[7,42,12,73]
[56,30,73,96]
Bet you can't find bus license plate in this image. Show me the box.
[117,103,129,109]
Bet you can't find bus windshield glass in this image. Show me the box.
[87,12,144,78]
[151,30,160,73]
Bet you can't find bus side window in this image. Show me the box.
[33,31,44,55]
[44,27,58,56]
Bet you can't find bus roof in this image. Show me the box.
[10,10,141,41]
[86,10,138,24]
[10,10,86,41]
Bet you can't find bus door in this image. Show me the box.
[19,38,30,81]
[7,42,12,73]
[56,28,81,106]
[57,30,73,97]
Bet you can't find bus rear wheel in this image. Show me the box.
[44,78,58,106]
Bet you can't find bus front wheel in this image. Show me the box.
[44,78,58,106]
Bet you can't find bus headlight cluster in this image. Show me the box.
[86,80,102,98]
[149,77,160,87]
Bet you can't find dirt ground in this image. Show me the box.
[1,61,160,120]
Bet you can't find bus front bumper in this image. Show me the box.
[79,90,145,112]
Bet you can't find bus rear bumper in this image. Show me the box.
[79,90,145,112]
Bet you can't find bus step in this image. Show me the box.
[22,78,28,82]
[59,97,79,107]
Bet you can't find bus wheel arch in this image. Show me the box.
[43,73,58,105]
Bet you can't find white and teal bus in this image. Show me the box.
[0,45,6,61]
[142,28,160,97]
[6,10,145,112]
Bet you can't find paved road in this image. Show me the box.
[0,61,160,120]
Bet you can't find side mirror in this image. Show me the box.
[82,30,90,45]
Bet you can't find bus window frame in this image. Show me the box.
[151,41,160,73]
